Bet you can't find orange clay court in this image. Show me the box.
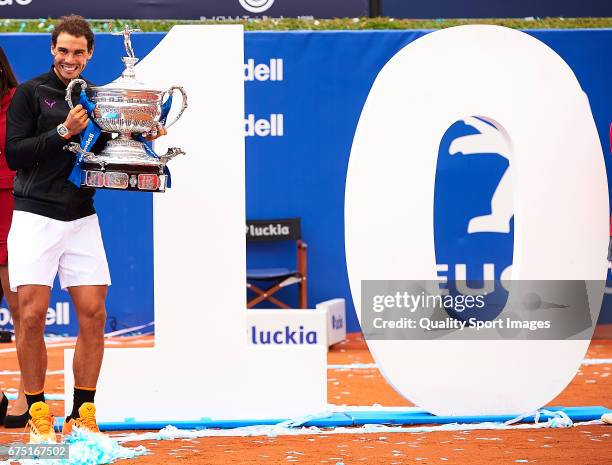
[0,330,610,465]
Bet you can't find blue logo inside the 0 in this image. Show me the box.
[434,117,514,322]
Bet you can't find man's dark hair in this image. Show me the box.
[0,46,18,98]
[51,15,94,51]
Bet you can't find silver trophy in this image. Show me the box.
[65,26,188,192]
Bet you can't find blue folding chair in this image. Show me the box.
[246,218,307,309]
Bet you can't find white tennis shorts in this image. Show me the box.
[7,211,111,291]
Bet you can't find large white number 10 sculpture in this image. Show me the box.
[64,26,326,423]
[64,25,608,421]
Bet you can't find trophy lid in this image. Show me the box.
[94,25,161,94]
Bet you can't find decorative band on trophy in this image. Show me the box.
[82,170,167,191]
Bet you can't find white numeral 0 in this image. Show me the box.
[345,26,608,415]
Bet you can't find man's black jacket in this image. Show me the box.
[6,67,109,221]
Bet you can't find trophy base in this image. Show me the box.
[98,138,160,165]
[81,162,167,192]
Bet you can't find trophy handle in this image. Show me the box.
[159,147,186,164]
[64,142,96,162]
[161,86,188,128]
[65,79,88,110]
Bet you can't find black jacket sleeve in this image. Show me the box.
[92,132,112,153]
[5,84,66,170]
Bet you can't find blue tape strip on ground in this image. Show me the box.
[98,418,285,432]
[303,413,355,427]
[552,406,611,422]
[345,406,611,426]
[94,407,610,431]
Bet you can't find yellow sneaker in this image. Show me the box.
[27,401,57,444]
[62,402,100,436]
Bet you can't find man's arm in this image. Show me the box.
[5,85,66,170]
[91,132,112,153]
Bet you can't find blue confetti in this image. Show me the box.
[20,427,148,465]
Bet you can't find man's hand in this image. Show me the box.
[143,125,168,142]
[63,104,90,137]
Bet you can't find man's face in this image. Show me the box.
[51,32,93,84]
